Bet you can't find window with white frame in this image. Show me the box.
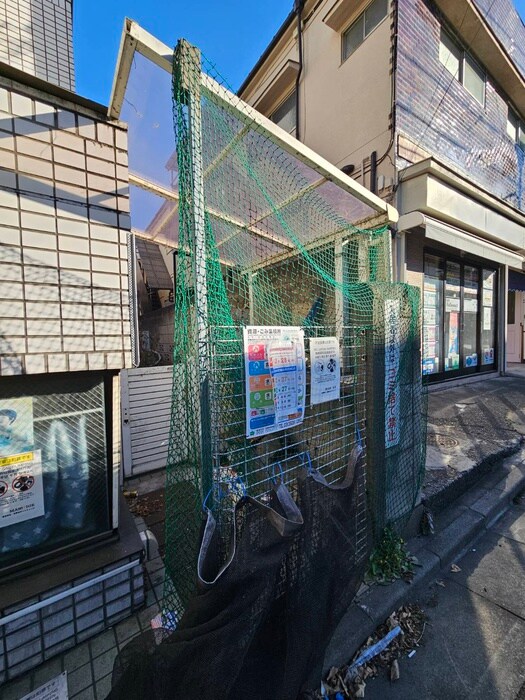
[270,90,296,134]
[342,0,389,62]
[507,107,525,149]
[439,29,485,106]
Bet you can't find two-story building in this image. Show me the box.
[0,0,143,683]
[239,0,525,383]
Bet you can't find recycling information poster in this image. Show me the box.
[0,449,45,527]
[310,337,341,405]
[244,326,305,438]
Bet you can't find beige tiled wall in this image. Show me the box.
[0,0,75,91]
[0,79,132,375]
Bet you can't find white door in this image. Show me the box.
[121,365,173,477]
[507,291,523,363]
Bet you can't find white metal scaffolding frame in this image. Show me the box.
[109,19,399,273]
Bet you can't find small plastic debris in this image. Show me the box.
[151,610,177,632]
[355,681,366,698]
[436,580,446,587]
[123,490,138,498]
[450,564,461,573]
[390,659,400,681]
[335,693,345,700]
[345,626,402,681]
[408,650,416,658]
[472,548,476,552]
[420,508,435,536]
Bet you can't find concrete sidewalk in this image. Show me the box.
[364,491,525,699]
[2,370,525,699]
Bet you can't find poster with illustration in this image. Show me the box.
[244,326,305,438]
[447,312,460,370]
[0,397,33,457]
[0,398,44,527]
[310,337,340,405]
[0,449,45,527]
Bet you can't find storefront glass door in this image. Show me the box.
[423,253,497,380]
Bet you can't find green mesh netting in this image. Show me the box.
[163,39,426,618]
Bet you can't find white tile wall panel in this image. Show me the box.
[1,300,24,316]
[27,318,61,335]
[0,227,21,245]
[88,353,106,370]
[54,163,86,186]
[25,301,60,317]
[22,247,57,266]
[0,172,17,192]
[58,234,89,253]
[63,337,93,352]
[68,354,87,371]
[0,206,20,226]
[60,286,91,303]
[47,353,66,371]
[0,149,16,168]
[18,174,54,196]
[0,260,22,279]
[61,318,94,336]
[53,145,85,169]
[22,229,56,248]
[17,135,53,158]
[0,134,16,152]
[0,188,17,208]
[1,357,24,374]
[17,153,54,178]
[0,336,26,353]
[57,218,88,236]
[61,303,92,319]
[25,354,45,373]
[0,82,131,375]
[24,282,59,301]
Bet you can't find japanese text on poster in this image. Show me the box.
[310,337,340,405]
[21,672,68,700]
[244,327,305,438]
[385,300,400,449]
[0,449,44,527]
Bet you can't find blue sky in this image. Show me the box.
[74,0,293,105]
[74,0,525,106]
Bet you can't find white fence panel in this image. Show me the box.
[121,365,175,477]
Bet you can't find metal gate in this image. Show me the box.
[121,365,173,477]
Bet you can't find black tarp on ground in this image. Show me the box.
[108,448,369,700]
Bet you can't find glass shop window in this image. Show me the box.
[0,373,111,572]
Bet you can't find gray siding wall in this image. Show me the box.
[0,0,75,91]
[396,0,525,211]
[0,78,132,376]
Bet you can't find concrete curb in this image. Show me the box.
[324,451,525,672]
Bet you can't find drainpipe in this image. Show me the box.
[294,0,304,141]
[375,0,397,169]
[370,150,377,194]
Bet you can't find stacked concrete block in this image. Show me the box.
[0,0,75,91]
[0,76,132,376]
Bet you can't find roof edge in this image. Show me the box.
[237,8,296,96]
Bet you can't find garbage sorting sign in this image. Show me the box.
[244,326,305,438]
[310,337,341,405]
[0,450,45,527]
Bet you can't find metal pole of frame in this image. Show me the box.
[175,39,214,499]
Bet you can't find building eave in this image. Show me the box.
[237,8,296,97]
